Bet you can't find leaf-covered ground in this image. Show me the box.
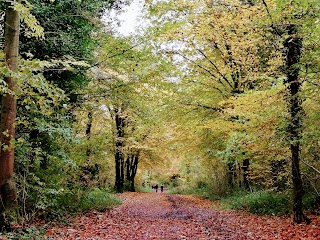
[40,192,320,239]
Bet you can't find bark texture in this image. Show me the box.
[0,0,21,227]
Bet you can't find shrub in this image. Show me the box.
[222,190,291,216]
[78,188,122,211]
[0,226,46,240]
[23,186,121,223]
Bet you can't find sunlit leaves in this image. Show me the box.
[13,1,44,39]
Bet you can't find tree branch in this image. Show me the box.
[262,0,282,37]
[302,160,320,175]
[197,49,233,88]
[85,41,145,71]
[175,51,228,88]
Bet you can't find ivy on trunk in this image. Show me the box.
[284,24,310,224]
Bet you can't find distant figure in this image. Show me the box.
[160,185,164,193]
[151,184,159,192]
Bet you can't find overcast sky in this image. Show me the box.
[103,0,146,37]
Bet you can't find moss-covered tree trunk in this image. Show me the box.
[0,0,21,228]
[284,24,310,224]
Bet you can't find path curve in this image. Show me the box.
[48,192,320,239]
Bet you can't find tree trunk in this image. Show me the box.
[115,150,124,193]
[125,151,139,192]
[130,176,135,192]
[284,24,310,224]
[227,163,234,189]
[242,159,250,190]
[130,154,139,192]
[0,0,21,227]
[125,155,130,183]
[114,108,125,193]
[271,159,287,191]
[86,111,93,159]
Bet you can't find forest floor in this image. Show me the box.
[41,192,320,240]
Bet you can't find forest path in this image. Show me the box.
[48,192,320,239]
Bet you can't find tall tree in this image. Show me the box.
[284,23,310,224]
[260,0,320,224]
[145,0,266,192]
[0,0,21,226]
[113,106,126,193]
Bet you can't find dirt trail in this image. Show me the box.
[48,192,320,239]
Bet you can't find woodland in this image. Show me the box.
[0,0,320,237]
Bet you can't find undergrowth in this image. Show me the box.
[167,185,222,200]
[0,226,46,240]
[167,184,291,216]
[35,187,122,221]
[171,185,318,217]
[221,190,291,216]
[1,188,121,239]
[78,188,122,211]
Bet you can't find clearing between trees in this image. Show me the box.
[44,192,320,240]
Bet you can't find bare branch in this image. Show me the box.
[302,160,320,175]
[175,51,228,88]
[197,49,233,88]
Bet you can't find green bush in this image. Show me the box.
[167,182,222,200]
[167,186,184,194]
[1,188,121,239]
[24,186,121,222]
[78,188,122,211]
[222,190,291,216]
[0,226,46,240]
[302,193,313,210]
